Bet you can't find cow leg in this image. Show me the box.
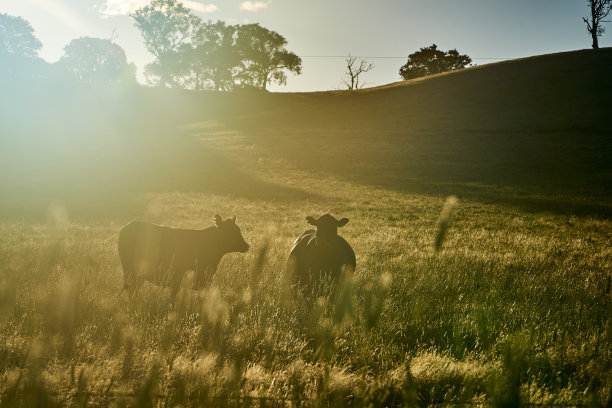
[122,257,151,298]
[122,268,142,297]
[286,254,300,286]
[169,278,182,301]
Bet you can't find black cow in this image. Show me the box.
[287,214,356,289]
[118,214,249,296]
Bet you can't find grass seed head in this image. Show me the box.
[434,195,459,253]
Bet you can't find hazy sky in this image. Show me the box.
[1,0,608,91]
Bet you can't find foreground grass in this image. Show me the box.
[1,181,610,406]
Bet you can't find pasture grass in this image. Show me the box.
[1,182,610,406]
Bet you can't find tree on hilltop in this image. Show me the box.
[235,23,302,91]
[57,37,136,84]
[0,12,42,57]
[130,2,301,91]
[0,13,49,79]
[195,21,241,91]
[399,44,471,80]
[343,53,374,90]
[583,0,612,50]
[176,20,241,90]
[131,0,201,87]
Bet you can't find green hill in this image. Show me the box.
[1,48,611,217]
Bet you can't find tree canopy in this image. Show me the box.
[131,0,202,87]
[0,12,42,58]
[235,23,302,90]
[172,20,241,90]
[194,21,241,91]
[2,3,303,91]
[0,13,49,79]
[399,44,472,80]
[129,1,302,91]
[57,37,136,84]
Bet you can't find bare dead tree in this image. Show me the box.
[583,0,612,49]
[343,53,374,90]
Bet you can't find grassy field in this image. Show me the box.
[1,49,611,406]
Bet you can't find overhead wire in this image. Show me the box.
[299,55,511,60]
[125,51,513,60]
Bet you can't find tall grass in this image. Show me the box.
[1,187,610,407]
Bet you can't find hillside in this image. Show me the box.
[1,48,611,218]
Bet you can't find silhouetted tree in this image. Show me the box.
[196,21,241,91]
[235,23,302,90]
[0,13,48,79]
[399,44,471,80]
[0,13,41,57]
[57,37,136,84]
[175,20,241,90]
[343,53,374,90]
[131,0,201,87]
[583,0,612,49]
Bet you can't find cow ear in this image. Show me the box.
[214,214,223,226]
[337,217,349,227]
[231,215,237,223]
[305,216,317,226]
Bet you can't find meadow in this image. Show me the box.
[1,49,611,406]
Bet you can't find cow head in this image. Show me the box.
[306,213,349,239]
[215,214,250,253]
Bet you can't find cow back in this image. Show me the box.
[288,230,356,287]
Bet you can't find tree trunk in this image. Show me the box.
[592,29,599,49]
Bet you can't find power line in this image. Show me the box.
[125,52,512,60]
[299,55,511,60]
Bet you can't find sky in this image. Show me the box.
[1,0,609,92]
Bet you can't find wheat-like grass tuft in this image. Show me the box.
[434,195,459,253]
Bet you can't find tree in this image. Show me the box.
[583,0,612,49]
[57,37,136,84]
[235,23,302,90]
[342,53,374,90]
[0,13,48,79]
[399,44,471,80]
[175,20,241,90]
[131,0,201,87]
[0,13,42,58]
[194,21,241,91]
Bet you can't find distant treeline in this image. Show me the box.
[1,0,478,92]
[0,0,302,91]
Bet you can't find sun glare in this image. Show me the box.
[23,0,87,34]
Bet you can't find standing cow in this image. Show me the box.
[118,214,249,296]
[287,214,356,289]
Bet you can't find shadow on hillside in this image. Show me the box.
[351,131,612,218]
[198,49,612,217]
[216,122,611,218]
[389,180,612,219]
[288,138,612,218]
